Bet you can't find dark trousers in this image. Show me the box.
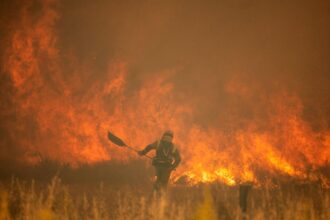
[154,166,172,192]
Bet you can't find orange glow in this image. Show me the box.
[2,0,330,187]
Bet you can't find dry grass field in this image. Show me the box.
[1,173,329,220]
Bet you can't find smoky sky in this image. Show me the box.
[57,0,330,120]
[1,0,330,167]
[2,0,330,117]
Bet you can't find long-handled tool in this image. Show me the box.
[107,131,152,159]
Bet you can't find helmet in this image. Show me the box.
[162,130,174,142]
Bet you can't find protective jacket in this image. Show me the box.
[141,140,181,169]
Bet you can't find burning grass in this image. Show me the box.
[0,176,329,220]
[2,0,330,191]
[1,1,330,219]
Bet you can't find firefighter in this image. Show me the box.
[138,130,181,192]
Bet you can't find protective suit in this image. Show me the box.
[139,130,181,191]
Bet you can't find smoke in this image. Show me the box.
[54,0,330,126]
[1,0,330,184]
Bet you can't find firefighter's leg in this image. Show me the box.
[153,167,162,192]
[158,167,171,191]
[154,167,166,193]
[153,167,171,194]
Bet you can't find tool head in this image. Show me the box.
[107,131,127,147]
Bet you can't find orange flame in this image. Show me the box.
[1,0,330,186]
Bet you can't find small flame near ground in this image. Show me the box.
[1,0,330,187]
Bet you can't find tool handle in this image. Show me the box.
[126,145,153,159]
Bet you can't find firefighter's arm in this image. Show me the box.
[171,148,181,170]
[138,141,157,156]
